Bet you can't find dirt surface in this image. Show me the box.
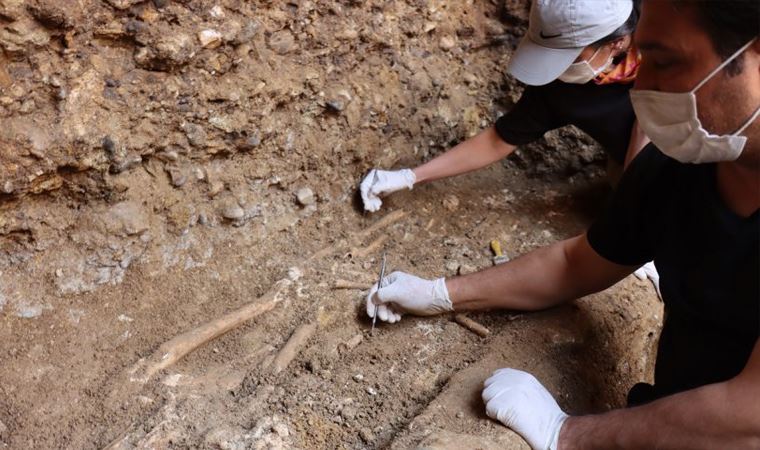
[0,0,662,449]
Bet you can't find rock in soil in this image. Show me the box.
[220,201,245,221]
[295,187,315,206]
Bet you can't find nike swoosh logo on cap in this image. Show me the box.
[540,31,562,39]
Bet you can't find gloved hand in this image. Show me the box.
[483,368,568,450]
[634,261,661,299]
[366,271,453,323]
[360,169,416,212]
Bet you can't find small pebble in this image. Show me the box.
[102,136,116,154]
[458,264,477,275]
[366,387,377,396]
[359,428,375,443]
[168,168,187,187]
[182,122,207,148]
[209,5,225,18]
[158,150,179,162]
[125,19,146,35]
[445,260,460,272]
[233,20,260,45]
[221,202,245,220]
[440,36,456,51]
[19,99,34,113]
[344,333,363,350]
[245,205,262,218]
[463,72,479,86]
[340,406,357,421]
[295,187,315,206]
[456,411,464,419]
[238,132,261,151]
[325,99,344,112]
[268,30,296,54]
[442,194,459,211]
[287,267,302,281]
[17,306,41,319]
[208,180,224,197]
[198,29,223,48]
[338,28,359,40]
[352,373,364,382]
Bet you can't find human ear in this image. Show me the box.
[610,36,630,58]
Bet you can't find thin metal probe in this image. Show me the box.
[371,251,387,332]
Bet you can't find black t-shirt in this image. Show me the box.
[495,80,635,164]
[588,144,759,397]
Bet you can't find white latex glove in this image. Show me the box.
[365,271,453,323]
[634,261,661,299]
[483,368,568,450]
[360,168,416,212]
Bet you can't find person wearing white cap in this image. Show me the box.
[360,0,645,215]
[365,0,760,448]
[509,0,636,85]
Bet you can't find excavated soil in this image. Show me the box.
[0,0,662,449]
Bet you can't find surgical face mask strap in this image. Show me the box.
[735,106,760,135]
[690,38,760,136]
[690,39,757,93]
[585,46,603,67]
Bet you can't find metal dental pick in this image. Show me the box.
[371,251,387,332]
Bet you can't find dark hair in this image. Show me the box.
[591,0,642,48]
[678,0,760,75]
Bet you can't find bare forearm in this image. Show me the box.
[447,235,631,312]
[448,239,576,311]
[413,127,515,184]
[561,380,760,450]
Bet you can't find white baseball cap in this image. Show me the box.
[507,0,633,86]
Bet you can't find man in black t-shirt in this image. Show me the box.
[359,0,646,213]
[365,1,760,448]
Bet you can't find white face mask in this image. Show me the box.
[630,39,760,164]
[558,46,613,84]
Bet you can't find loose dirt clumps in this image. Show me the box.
[0,1,661,449]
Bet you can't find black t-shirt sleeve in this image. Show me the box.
[587,144,666,266]
[494,85,564,146]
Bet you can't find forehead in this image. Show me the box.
[636,1,715,59]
